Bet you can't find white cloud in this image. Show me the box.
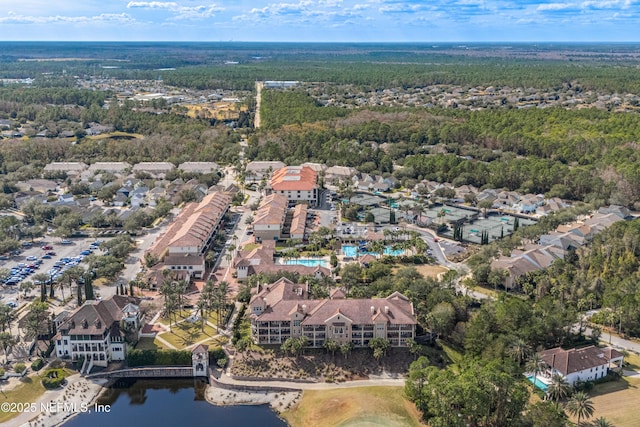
[581,0,634,8]
[126,1,178,9]
[537,2,575,10]
[0,12,135,24]
[126,1,223,19]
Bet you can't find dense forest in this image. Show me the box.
[251,97,640,207]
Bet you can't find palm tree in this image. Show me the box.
[546,374,571,407]
[590,417,615,427]
[525,353,546,392]
[566,391,595,427]
[507,337,530,365]
[0,332,17,363]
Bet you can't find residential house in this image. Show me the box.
[15,179,58,194]
[88,162,131,175]
[245,161,286,182]
[55,296,142,369]
[537,197,569,216]
[130,187,149,208]
[597,205,630,219]
[518,194,545,213]
[132,162,175,178]
[249,278,417,347]
[44,162,88,178]
[537,346,624,386]
[300,162,327,173]
[324,166,358,186]
[269,166,319,206]
[178,162,220,175]
[146,187,167,207]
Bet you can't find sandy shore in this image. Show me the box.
[205,385,301,413]
[20,375,108,427]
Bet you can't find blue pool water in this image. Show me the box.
[342,245,404,258]
[282,258,327,267]
[527,375,549,391]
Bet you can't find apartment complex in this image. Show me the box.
[253,194,288,241]
[54,296,142,369]
[146,191,231,279]
[249,278,416,348]
[269,166,318,206]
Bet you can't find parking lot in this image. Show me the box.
[0,236,107,306]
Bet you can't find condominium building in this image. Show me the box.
[269,166,318,206]
[249,278,416,348]
[146,191,231,279]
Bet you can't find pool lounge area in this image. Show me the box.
[342,245,404,258]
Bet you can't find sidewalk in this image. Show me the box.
[213,371,405,391]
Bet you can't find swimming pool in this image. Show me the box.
[527,375,548,391]
[342,245,404,258]
[281,258,327,267]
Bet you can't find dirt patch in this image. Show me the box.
[231,347,413,382]
[412,264,448,279]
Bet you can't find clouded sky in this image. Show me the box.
[0,0,639,42]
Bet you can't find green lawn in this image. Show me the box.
[569,377,640,427]
[135,337,169,351]
[0,375,46,423]
[157,321,219,349]
[157,310,192,326]
[282,386,425,427]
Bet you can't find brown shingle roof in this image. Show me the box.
[59,296,139,336]
[539,346,624,376]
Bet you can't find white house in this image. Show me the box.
[538,346,624,386]
[55,296,142,369]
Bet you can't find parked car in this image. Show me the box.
[47,251,56,256]
[26,256,38,261]
[60,240,72,245]
[0,255,9,260]
[42,255,52,259]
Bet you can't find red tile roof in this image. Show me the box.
[270,166,317,191]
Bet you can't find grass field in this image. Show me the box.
[412,264,448,279]
[157,321,219,349]
[135,336,170,351]
[570,377,640,427]
[0,375,46,423]
[282,386,425,427]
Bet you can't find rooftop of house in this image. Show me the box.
[178,162,219,173]
[58,295,140,336]
[539,346,624,376]
[290,204,308,235]
[246,161,286,172]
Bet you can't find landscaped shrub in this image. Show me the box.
[42,369,65,389]
[31,358,45,371]
[13,363,26,374]
[209,347,226,363]
[0,368,5,377]
[126,349,192,367]
[217,357,228,368]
